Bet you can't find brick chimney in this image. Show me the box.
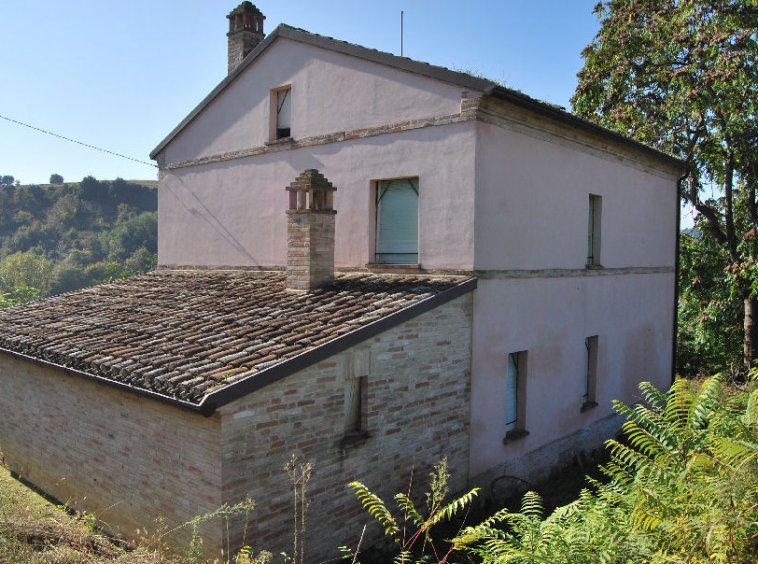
[286,170,337,291]
[227,2,265,74]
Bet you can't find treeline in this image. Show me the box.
[0,175,157,306]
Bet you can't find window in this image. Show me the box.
[504,351,528,443]
[375,178,419,264]
[340,351,370,447]
[582,336,599,411]
[587,194,602,266]
[345,376,368,436]
[271,86,291,140]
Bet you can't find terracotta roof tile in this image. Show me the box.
[0,270,470,406]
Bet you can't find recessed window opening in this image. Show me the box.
[587,194,602,266]
[583,336,599,411]
[276,87,291,139]
[375,178,419,264]
[505,353,520,432]
[345,376,368,436]
[504,351,528,443]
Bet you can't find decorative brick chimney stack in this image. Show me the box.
[227,2,265,74]
[286,170,337,291]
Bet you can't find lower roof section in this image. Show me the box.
[0,270,476,414]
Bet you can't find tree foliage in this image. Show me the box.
[678,229,744,375]
[0,176,157,306]
[571,0,758,372]
[452,376,758,563]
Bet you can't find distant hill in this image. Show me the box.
[0,176,157,300]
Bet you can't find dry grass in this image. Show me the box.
[0,461,188,563]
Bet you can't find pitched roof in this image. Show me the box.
[149,24,684,171]
[0,271,475,415]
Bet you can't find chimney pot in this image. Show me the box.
[286,170,337,291]
[227,2,265,74]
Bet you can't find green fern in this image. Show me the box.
[348,458,479,563]
[349,482,399,538]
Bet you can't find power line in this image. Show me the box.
[0,113,158,169]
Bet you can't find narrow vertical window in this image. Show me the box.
[375,178,419,264]
[272,86,291,140]
[582,336,599,411]
[344,376,368,437]
[504,351,529,443]
[587,194,602,266]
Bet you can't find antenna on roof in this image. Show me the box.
[400,11,404,56]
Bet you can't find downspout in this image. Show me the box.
[672,170,688,385]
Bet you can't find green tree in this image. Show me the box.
[678,229,743,375]
[0,251,54,301]
[0,175,19,188]
[571,0,758,372]
[49,173,64,184]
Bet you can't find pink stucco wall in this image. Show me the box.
[468,273,675,476]
[163,38,466,165]
[467,117,679,477]
[472,119,678,270]
[158,123,477,270]
[154,34,682,489]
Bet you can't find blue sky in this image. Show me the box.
[1,1,601,185]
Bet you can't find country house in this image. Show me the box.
[0,3,685,560]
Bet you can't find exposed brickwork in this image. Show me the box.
[227,2,265,74]
[286,211,336,290]
[218,292,474,560]
[0,355,224,550]
[0,292,473,560]
[286,169,337,290]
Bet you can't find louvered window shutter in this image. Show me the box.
[375,178,418,264]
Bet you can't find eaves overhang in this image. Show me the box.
[150,23,686,177]
[150,24,492,160]
[484,85,687,173]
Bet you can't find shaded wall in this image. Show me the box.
[0,355,224,551]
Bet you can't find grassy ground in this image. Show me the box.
[0,461,189,563]
[0,452,602,563]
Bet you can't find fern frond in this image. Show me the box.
[640,379,674,411]
[424,487,479,529]
[711,436,758,470]
[744,388,758,428]
[394,493,425,529]
[519,490,544,519]
[349,481,399,537]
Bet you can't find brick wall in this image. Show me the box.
[0,356,225,552]
[286,210,336,290]
[0,291,473,560]
[218,293,474,561]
